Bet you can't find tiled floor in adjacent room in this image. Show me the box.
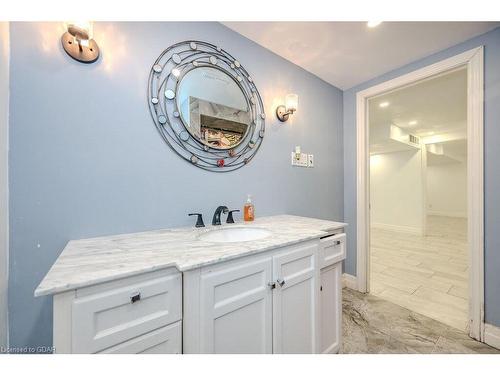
[342,288,498,354]
[370,215,468,330]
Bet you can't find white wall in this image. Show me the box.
[0,21,9,348]
[370,149,424,234]
[427,161,467,218]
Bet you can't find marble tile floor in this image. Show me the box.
[370,215,468,331]
[342,288,499,354]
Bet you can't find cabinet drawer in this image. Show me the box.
[72,271,182,353]
[319,233,346,268]
[99,321,182,354]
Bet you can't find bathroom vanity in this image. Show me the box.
[35,215,346,354]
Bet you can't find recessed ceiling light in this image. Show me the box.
[379,101,389,108]
[367,21,382,28]
[409,120,418,125]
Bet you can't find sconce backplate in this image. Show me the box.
[276,105,290,122]
[61,32,100,64]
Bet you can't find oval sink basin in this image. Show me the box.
[198,227,272,243]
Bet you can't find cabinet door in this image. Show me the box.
[199,256,273,353]
[272,242,319,354]
[319,263,342,353]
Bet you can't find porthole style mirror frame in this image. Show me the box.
[148,40,266,172]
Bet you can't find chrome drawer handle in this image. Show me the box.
[130,292,141,303]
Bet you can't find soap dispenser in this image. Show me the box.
[244,194,255,222]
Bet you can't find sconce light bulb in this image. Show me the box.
[285,93,298,113]
[67,21,93,41]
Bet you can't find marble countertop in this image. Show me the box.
[35,215,347,297]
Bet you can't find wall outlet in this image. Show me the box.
[307,154,314,168]
[291,152,308,167]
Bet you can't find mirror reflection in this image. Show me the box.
[176,67,250,149]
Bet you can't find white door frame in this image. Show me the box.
[355,46,484,340]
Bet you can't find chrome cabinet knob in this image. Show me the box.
[268,281,276,290]
[277,279,285,287]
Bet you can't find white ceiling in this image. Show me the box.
[369,67,467,138]
[368,68,468,164]
[222,22,499,89]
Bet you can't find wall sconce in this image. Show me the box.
[61,21,100,63]
[276,94,299,122]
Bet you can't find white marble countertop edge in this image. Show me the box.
[34,215,347,297]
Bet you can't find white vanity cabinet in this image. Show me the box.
[183,237,344,354]
[45,217,347,354]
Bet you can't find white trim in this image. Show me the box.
[427,210,467,219]
[484,324,500,350]
[370,222,422,235]
[356,83,370,293]
[342,273,358,290]
[467,46,485,341]
[356,46,484,340]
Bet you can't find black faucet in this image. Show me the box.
[212,206,228,225]
[188,213,205,228]
[226,209,240,224]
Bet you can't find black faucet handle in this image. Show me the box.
[226,209,240,224]
[188,213,205,228]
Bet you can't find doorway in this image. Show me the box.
[355,47,484,340]
[368,67,468,331]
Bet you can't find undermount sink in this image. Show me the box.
[198,227,272,243]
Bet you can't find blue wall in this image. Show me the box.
[8,22,344,348]
[343,27,500,325]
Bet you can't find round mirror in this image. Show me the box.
[148,40,265,172]
[176,67,250,150]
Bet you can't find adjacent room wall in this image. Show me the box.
[427,161,467,218]
[370,150,424,234]
[343,26,500,326]
[0,21,9,350]
[8,22,344,348]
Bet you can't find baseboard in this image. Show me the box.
[371,222,422,235]
[342,273,358,290]
[484,323,500,349]
[427,211,467,218]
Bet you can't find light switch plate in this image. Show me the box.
[291,152,308,167]
[308,154,314,167]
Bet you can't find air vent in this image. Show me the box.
[409,134,420,145]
